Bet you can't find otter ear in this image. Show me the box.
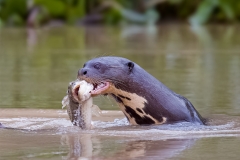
[126,61,134,73]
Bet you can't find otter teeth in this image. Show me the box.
[94,83,106,90]
[90,81,109,95]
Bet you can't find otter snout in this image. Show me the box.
[78,68,88,78]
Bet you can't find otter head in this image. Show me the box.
[77,56,167,125]
[77,56,135,96]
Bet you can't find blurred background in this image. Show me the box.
[0,0,240,160]
[1,2,240,159]
[0,0,239,116]
[0,0,240,26]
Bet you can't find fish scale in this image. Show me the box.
[62,80,94,129]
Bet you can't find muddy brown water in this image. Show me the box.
[0,25,240,159]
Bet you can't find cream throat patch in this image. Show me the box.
[108,85,167,125]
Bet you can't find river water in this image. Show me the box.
[0,25,240,159]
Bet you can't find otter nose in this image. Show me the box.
[78,68,88,77]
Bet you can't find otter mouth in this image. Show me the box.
[91,81,110,95]
[72,80,110,99]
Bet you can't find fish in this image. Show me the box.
[62,80,101,129]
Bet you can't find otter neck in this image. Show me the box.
[108,85,166,125]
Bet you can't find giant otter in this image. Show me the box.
[77,56,205,125]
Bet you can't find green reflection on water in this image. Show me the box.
[0,25,239,116]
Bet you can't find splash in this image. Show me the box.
[1,109,240,140]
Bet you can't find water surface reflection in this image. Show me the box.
[0,25,240,159]
[0,25,239,115]
[62,134,196,160]
[1,109,240,159]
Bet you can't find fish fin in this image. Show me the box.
[62,95,69,109]
[92,104,102,117]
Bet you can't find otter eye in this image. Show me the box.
[94,63,101,69]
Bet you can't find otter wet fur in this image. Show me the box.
[78,56,205,125]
